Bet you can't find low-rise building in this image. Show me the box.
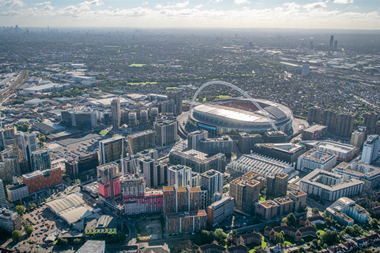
[207,196,234,226]
[255,196,294,220]
[166,210,207,234]
[253,143,306,163]
[0,208,21,233]
[300,140,360,162]
[288,190,307,212]
[299,169,364,202]
[326,197,369,226]
[6,184,29,202]
[297,149,337,172]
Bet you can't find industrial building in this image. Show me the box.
[266,173,289,198]
[253,143,306,163]
[127,130,155,154]
[207,196,234,226]
[326,197,369,226]
[297,149,337,172]
[169,149,226,173]
[299,169,364,202]
[99,136,126,165]
[230,153,295,177]
[238,132,263,154]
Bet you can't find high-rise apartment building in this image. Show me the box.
[111,98,121,132]
[99,136,126,165]
[361,135,380,165]
[322,109,337,131]
[351,127,367,148]
[335,113,355,137]
[167,165,192,188]
[229,172,264,215]
[155,119,177,147]
[266,173,289,198]
[238,132,263,154]
[364,112,378,135]
[188,130,208,150]
[97,163,121,200]
[167,90,182,115]
[26,133,37,167]
[199,136,233,155]
[0,179,6,207]
[308,107,321,123]
[163,185,202,214]
[127,130,155,154]
[200,170,224,206]
[31,149,51,171]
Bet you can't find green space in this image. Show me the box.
[166,87,178,90]
[217,95,231,99]
[259,196,266,202]
[247,237,266,253]
[129,64,146,67]
[99,130,108,136]
[128,82,157,85]
[318,230,325,235]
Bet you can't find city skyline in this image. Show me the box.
[0,0,380,29]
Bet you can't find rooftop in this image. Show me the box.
[76,240,105,253]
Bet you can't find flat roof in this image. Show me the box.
[76,240,105,253]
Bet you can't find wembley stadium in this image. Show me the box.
[188,98,293,135]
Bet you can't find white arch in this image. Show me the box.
[190,81,278,131]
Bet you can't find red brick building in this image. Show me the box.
[22,167,63,194]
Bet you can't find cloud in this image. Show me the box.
[2,0,24,7]
[195,4,203,8]
[155,1,189,9]
[234,0,250,4]
[79,0,102,7]
[35,1,50,6]
[334,0,353,3]
[142,2,148,5]
[303,2,327,10]
[209,0,223,3]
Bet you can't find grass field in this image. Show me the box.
[217,95,231,99]
[99,130,108,136]
[128,82,157,85]
[129,64,146,67]
[166,87,178,90]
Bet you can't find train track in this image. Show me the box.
[0,70,28,100]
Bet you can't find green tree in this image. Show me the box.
[320,231,339,245]
[312,208,319,215]
[24,224,33,237]
[56,238,68,246]
[15,205,25,216]
[12,230,22,242]
[274,232,285,244]
[353,224,361,235]
[43,198,47,203]
[76,179,81,184]
[213,228,227,242]
[38,135,46,142]
[312,239,318,247]
[73,238,82,245]
[286,213,296,227]
[281,217,288,224]
[118,231,126,242]
[372,218,379,229]
[345,226,355,236]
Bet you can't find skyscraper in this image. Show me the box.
[364,112,378,135]
[26,133,37,167]
[99,136,126,164]
[200,170,224,206]
[155,118,178,147]
[361,135,380,165]
[31,149,51,171]
[167,90,182,115]
[302,64,310,76]
[111,98,121,132]
[329,35,334,49]
[168,165,192,188]
[0,179,7,207]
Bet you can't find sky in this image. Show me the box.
[1,0,380,29]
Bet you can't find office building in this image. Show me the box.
[361,135,380,165]
[326,197,369,226]
[207,196,234,226]
[22,167,63,194]
[0,208,21,233]
[74,111,97,128]
[199,136,233,155]
[253,143,306,163]
[335,113,355,137]
[238,132,263,154]
[229,172,264,215]
[200,170,224,206]
[163,185,202,214]
[167,90,182,115]
[329,35,334,49]
[351,127,367,147]
[166,210,207,234]
[6,184,29,202]
[308,107,322,123]
[111,98,121,132]
[302,64,310,76]
[297,149,337,172]
[31,149,51,171]
[288,190,307,212]
[188,130,208,150]
[167,165,192,188]
[266,173,289,198]
[0,180,6,207]
[231,153,295,177]
[302,125,327,140]
[127,130,155,154]
[364,112,378,135]
[155,119,177,147]
[300,140,359,162]
[299,169,364,202]
[332,161,380,190]
[99,136,126,165]
[255,196,294,220]
[65,152,99,179]
[169,150,226,173]
[263,131,288,143]
[322,109,337,131]
[97,163,121,200]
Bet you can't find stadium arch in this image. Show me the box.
[189,81,278,131]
